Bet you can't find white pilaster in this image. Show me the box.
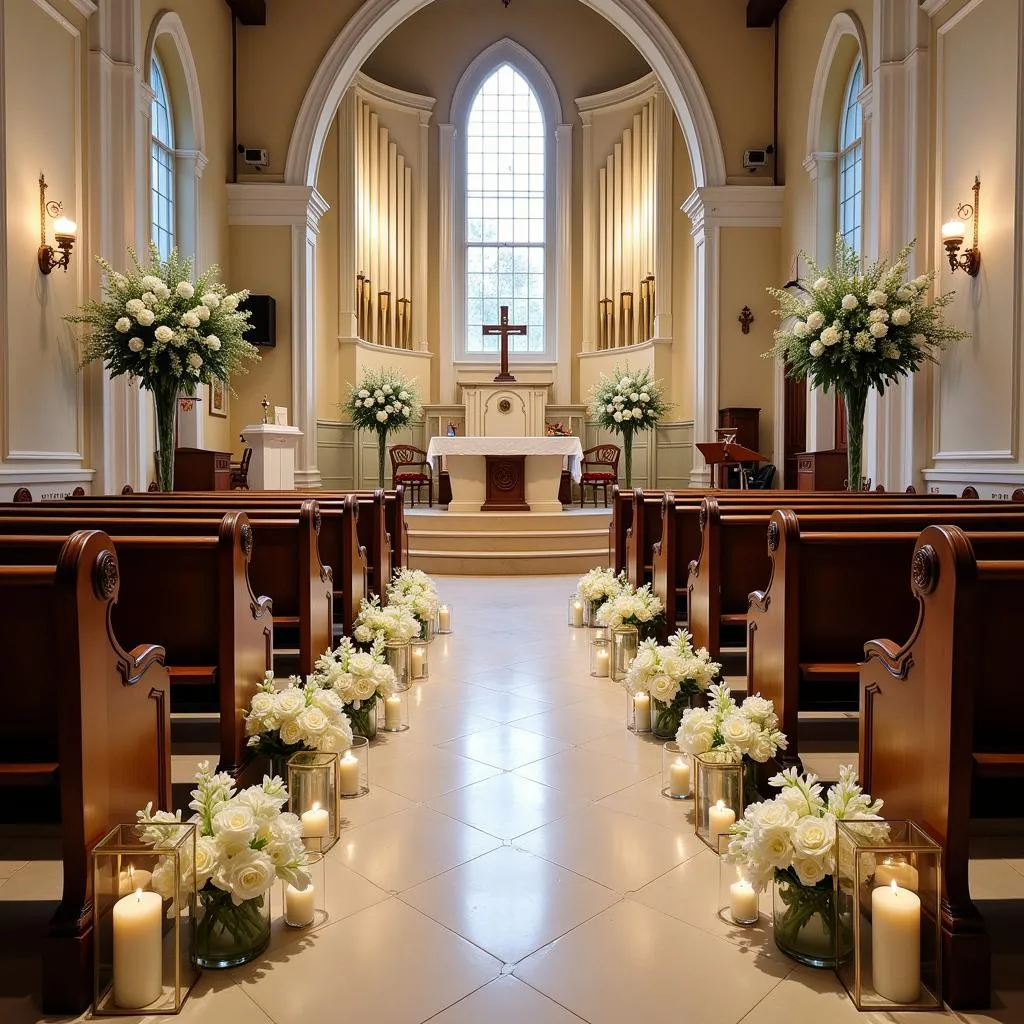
[555,124,573,405]
[415,109,430,350]
[437,124,455,403]
[652,87,674,340]
[336,90,359,340]
[580,112,596,352]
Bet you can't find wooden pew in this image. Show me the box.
[651,492,704,631]
[0,512,271,779]
[351,490,392,599]
[0,530,172,1014]
[610,485,632,574]
[624,488,666,589]
[860,525,1024,1010]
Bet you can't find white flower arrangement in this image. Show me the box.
[310,637,398,738]
[726,765,886,893]
[576,566,626,604]
[343,368,421,486]
[386,567,440,627]
[244,672,353,757]
[352,595,420,645]
[594,582,664,640]
[675,683,787,764]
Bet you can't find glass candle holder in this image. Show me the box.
[625,690,652,733]
[283,851,325,928]
[410,641,429,681]
[694,750,744,851]
[567,594,585,628]
[661,742,692,799]
[288,752,338,854]
[418,616,434,645]
[385,639,410,692]
[610,625,639,681]
[92,823,198,1015]
[834,820,942,1010]
[338,736,369,798]
[717,834,759,926]
[436,603,453,634]
[379,689,409,732]
[590,637,611,678]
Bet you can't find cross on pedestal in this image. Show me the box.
[482,305,527,382]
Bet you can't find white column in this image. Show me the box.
[580,112,596,351]
[652,88,674,341]
[438,124,455,402]
[555,124,573,404]
[336,90,358,340]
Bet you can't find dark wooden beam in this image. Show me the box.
[225,0,266,26]
[747,0,787,28]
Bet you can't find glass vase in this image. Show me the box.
[844,385,868,492]
[567,594,585,628]
[377,430,387,489]
[773,869,852,969]
[436,603,453,634]
[651,694,690,740]
[623,428,633,488]
[152,381,180,492]
[590,637,611,677]
[661,742,691,800]
[195,888,271,970]
[584,598,603,627]
[385,640,410,691]
[346,699,378,741]
[694,750,744,850]
[610,625,638,681]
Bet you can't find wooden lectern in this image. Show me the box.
[696,441,768,489]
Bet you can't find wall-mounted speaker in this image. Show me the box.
[240,294,276,347]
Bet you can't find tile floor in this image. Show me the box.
[1,575,1022,1023]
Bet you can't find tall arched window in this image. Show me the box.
[151,56,175,260]
[465,64,546,354]
[838,59,863,253]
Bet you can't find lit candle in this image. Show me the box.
[338,751,360,796]
[284,881,316,927]
[112,888,163,1009]
[384,695,403,729]
[571,600,584,627]
[669,758,690,796]
[729,878,758,924]
[708,800,736,841]
[871,881,921,1004]
[410,646,425,679]
[117,866,152,896]
[874,857,919,892]
[633,693,652,732]
[438,604,451,632]
[300,801,329,838]
[594,647,610,677]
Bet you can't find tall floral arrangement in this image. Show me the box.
[352,595,420,647]
[768,236,968,490]
[676,683,787,765]
[386,568,440,636]
[344,369,421,487]
[244,673,353,760]
[69,245,258,490]
[309,637,398,739]
[588,367,668,487]
[594,581,664,641]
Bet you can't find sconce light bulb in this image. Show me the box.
[941,219,965,244]
[53,216,76,239]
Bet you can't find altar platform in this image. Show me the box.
[406,506,611,576]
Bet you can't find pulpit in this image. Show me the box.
[173,448,230,490]
[241,424,303,490]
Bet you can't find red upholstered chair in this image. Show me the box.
[580,444,620,507]
[390,444,432,507]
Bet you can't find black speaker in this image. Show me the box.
[240,294,276,348]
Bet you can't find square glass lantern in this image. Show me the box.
[92,822,198,1016]
[288,751,338,854]
[380,689,410,732]
[717,834,760,926]
[385,639,410,691]
[610,624,639,681]
[625,690,652,733]
[338,735,369,798]
[282,851,326,929]
[567,594,585,628]
[694,750,744,851]
[835,820,942,1010]
[410,641,429,681]
[436,603,453,634]
[661,742,692,800]
[590,637,611,678]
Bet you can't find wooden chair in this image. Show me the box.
[390,445,432,507]
[230,446,252,490]
[580,444,620,507]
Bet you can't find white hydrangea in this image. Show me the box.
[820,326,840,346]
[125,298,145,315]
[128,337,144,352]
[806,311,825,331]
[841,294,859,311]
[867,289,888,307]
[115,317,131,332]
[176,281,195,299]
[196,305,210,322]
[912,275,929,289]
[868,308,889,324]
[181,310,201,329]
[154,325,174,342]
[869,321,889,339]
[201,293,221,309]
[809,340,825,358]
[141,275,162,292]
[206,335,221,351]
[136,309,155,326]
[891,308,911,326]
[376,410,388,422]
[896,286,913,301]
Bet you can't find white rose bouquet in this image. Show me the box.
[675,683,787,764]
[309,637,398,739]
[352,594,420,646]
[576,567,626,616]
[588,366,668,487]
[136,762,310,958]
[594,581,664,641]
[244,672,353,760]
[343,368,421,488]
[386,567,440,635]
[69,245,258,491]
[624,630,721,737]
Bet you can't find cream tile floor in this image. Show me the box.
[2,574,1022,1023]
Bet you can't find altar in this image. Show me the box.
[426,436,584,513]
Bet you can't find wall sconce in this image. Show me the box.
[941,176,981,277]
[37,173,76,275]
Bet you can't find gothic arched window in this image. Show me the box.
[150,56,175,259]
[838,58,863,253]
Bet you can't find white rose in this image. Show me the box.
[632,407,643,419]
[196,305,210,322]
[276,689,305,718]
[649,675,679,703]
[181,310,201,328]
[193,836,219,887]
[896,286,913,301]
[115,317,132,333]
[296,705,329,737]
[279,719,303,746]
[747,731,774,762]
[207,336,221,351]
[137,309,155,326]
[363,398,374,408]
[176,281,195,299]
[720,712,757,750]
[912,275,929,289]
[869,321,889,338]
[841,293,858,311]
[125,299,145,315]
[375,410,388,422]
[812,277,828,292]
[793,321,810,338]
[613,411,623,423]
[640,392,649,402]
[891,308,911,326]
[793,855,830,887]
[806,311,825,331]
[212,803,258,851]
[353,676,377,701]
[248,691,276,721]
[677,708,715,755]
[779,786,810,816]
[201,293,221,309]
[141,275,162,291]
[867,289,888,307]
[154,325,174,342]
[792,814,836,859]
[142,291,157,305]
[741,695,776,726]
[221,848,275,903]
[820,326,840,346]
[128,337,144,352]
[754,799,799,832]
[349,653,375,676]
[809,340,825,357]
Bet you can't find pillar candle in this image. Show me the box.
[871,882,921,1003]
[301,802,329,838]
[571,600,584,627]
[594,648,610,677]
[338,751,361,796]
[729,879,758,924]
[112,889,163,1009]
[669,758,690,796]
[284,881,316,927]
[708,800,736,841]
[874,858,919,892]
[633,693,652,732]
[384,695,403,729]
[411,646,426,679]
[438,605,451,632]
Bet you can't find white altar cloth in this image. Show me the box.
[426,436,584,482]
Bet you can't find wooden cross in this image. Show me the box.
[482,305,527,382]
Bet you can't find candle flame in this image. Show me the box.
[890,880,899,894]
[135,888,144,902]
[715,799,725,810]
[312,802,320,812]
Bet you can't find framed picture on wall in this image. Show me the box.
[210,378,228,418]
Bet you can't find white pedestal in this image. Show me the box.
[242,424,303,490]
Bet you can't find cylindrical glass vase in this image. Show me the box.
[195,889,271,970]
[718,835,759,926]
[610,625,639,681]
[380,689,409,732]
[583,597,604,628]
[436,603,453,634]
[418,616,434,644]
[625,690,652,733]
[410,641,429,681]
[651,695,690,740]
[385,640,410,692]
[338,736,369,798]
[661,742,692,800]
[568,594,585,628]
[346,699,377,741]
[773,869,852,969]
[282,851,325,929]
[288,752,338,854]
[694,750,744,851]
[590,637,611,678]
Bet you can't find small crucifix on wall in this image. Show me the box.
[482,305,528,383]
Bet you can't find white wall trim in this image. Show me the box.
[227,183,330,226]
[555,123,573,405]
[921,0,958,16]
[576,71,660,115]
[69,0,97,15]
[352,70,436,115]
[143,12,206,154]
[437,124,455,402]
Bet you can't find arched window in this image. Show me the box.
[464,63,547,355]
[151,56,175,260]
[838,59,863,253]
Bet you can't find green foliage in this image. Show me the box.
[588,366,669,437]
[344,368,421,437]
